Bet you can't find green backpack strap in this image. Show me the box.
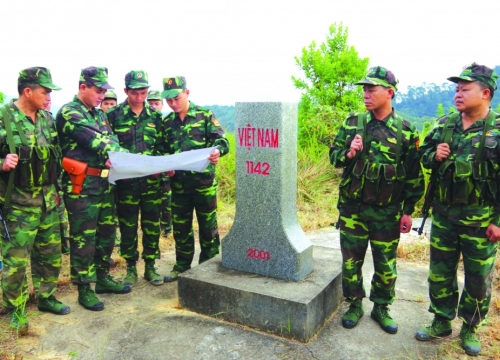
[394,114,403,164]
[0,105,18,214]
[356,112,367,158]
[475,110,497,161]
[440,112,458,144]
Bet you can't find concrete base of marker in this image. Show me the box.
[178,246,342,342]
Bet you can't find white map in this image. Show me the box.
[107,147,216,184]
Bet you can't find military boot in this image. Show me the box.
[144,261,164,286]
[96,275,131,294]
[163,270,180,282]
[342,299,364,329]
[9,308,28,335]
[460,323,481,356]
[78,284,104,311]
[415,316,452,341]
[371,304,398,334]
[123,263,138,287]
[38,295,71,315]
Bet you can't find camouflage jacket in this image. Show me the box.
[419,111,500,227]
[107,100,165,188]
[330,110,424,221]
[163,102,229,190]
[0,100,58,213]
[56,96,125,196]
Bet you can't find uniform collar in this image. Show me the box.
[122,100,152,116]
[9,98,44,122]
[185,101,197,118]
[368,108,396,127]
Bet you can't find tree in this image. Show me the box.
[0,91,4,104]
[292,23,369,149]
[436,103,445,118]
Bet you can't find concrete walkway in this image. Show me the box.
[11,221,462,360]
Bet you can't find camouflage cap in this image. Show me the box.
[162,76,187,99]
[79,66,113,90]
[354,66,399,92]
[447,62,498,91]
[147,90,162,101]
[104,90,117,100]
[18,67,61,90]
[125,70,150,89]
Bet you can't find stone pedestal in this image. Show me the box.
[221,102,313,281]
[178,247,342,342]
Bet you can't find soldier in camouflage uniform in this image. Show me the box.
[56,67,131,312]
[107,71,165,287]
[330,67,424,334]
[44,101,71,256]
[162,76,229,282]
[0,67,70,332]
[147,89,172,237]
[99,89,121,247]
[415,63,500,356]
[147,90,164,112]
[100,90,118,112]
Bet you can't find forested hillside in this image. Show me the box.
[205,104,235,132]
[205,65,500,133]
[395,65,500,129]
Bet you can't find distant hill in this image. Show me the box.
[204,104,235,132]
[395,65,500,119]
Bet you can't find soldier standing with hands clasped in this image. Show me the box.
[415,63,500,357]
[330,66,423,334]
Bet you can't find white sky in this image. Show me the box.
[1,0,498,107]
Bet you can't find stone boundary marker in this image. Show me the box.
[221,102,313,281]
[178,102,342,342]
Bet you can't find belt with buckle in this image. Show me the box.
[86,167,109,178]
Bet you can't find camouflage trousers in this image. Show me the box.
[428,211,498,326]
[339,212,400,304]
[171,184,220,272]
[160,177,172,231]
[1,207,61,311]
[57,193,70,239]
[64,192,116,284]
[116,181,161,263]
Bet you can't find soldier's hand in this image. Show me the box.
[486,224,500,242]
[208,148,220,165]
[165,170,175,177]
[435,143,450,162]
[400,214,412,234]
[105,159,112,168]
[347,134,363,160]
[1,153,18,172]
